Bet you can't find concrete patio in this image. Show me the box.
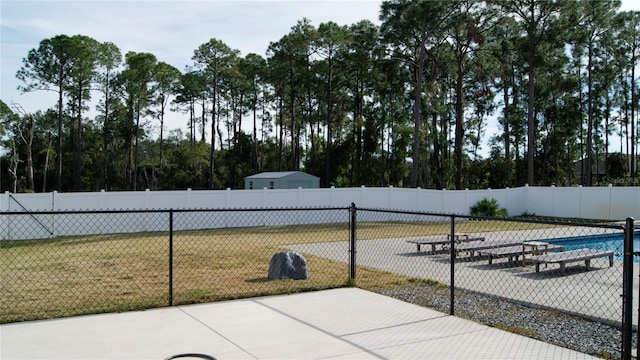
[0,288,597,359]
[289,227,636,326]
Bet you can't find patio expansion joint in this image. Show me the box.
[176,307,259,360]
[338,314,450,337]
[345,328,494,356]
[252,299,388,360]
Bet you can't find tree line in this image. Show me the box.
[1,0,639,193]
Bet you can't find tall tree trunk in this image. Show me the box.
[631,50,636,183]
[56,72,64,192]
[354,79,363,186]
[75,82,84,191]
[604,95,611,184]
[25,114,35,191]
[70,109,77,189]
[253,95,258,172]
[9,141,18,193]
[585,45,594,186]
[189,97,194,146]
[307,83,316,174]
[237,92,243,142]
[209,84,217,189]
[325,57,333,187]
[102,74,110,190]
[289,68,297,171]
[411,29,427,188]
[126,99,133,190]
[504,81,511,188]
[432,112,441,190]
[201,100,206,143]
[133,103,140,191]
[278,97,284,171]
[526,46,535,186]
[454,59,464,190]
[159,95,165,181]
[42,132,52,192]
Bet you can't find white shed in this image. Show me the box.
[244,171,320,189]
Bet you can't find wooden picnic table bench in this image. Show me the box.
[527,248,614,275]
[406,234,485,252]
[479,244,565,264]
[451,239,522,259]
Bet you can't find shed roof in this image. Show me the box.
[245,171,316,179]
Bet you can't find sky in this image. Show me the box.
[1,0,639,156]
[1,0,383,135]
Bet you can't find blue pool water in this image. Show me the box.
[549,232,640,262]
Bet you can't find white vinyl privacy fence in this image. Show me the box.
[1,185,638,240]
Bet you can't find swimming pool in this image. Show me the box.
[549,232,640,262]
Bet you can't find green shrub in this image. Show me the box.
[470,198,508,217]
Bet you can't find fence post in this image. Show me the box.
[449,215,455,315]
[349,203,357,281]
[169,210,174,307]
[621,217,635,360]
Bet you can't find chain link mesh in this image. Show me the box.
[1,211,169,322]
[0,208,351,322]
[0,206,634,356]
[170,208,350,305]
[346,210,627,323]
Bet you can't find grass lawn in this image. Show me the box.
[0,219,552,323]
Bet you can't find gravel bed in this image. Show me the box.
[376,284,636,359]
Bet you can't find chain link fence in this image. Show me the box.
[1,206,637,358]
[345,209,627,321]
[1,208,351,322]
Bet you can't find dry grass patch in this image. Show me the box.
[1,220,552,323]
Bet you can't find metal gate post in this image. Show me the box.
[622,217,635,360]
[169,210,174,307]
[449,215,455,315]
[349,203,357,281]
